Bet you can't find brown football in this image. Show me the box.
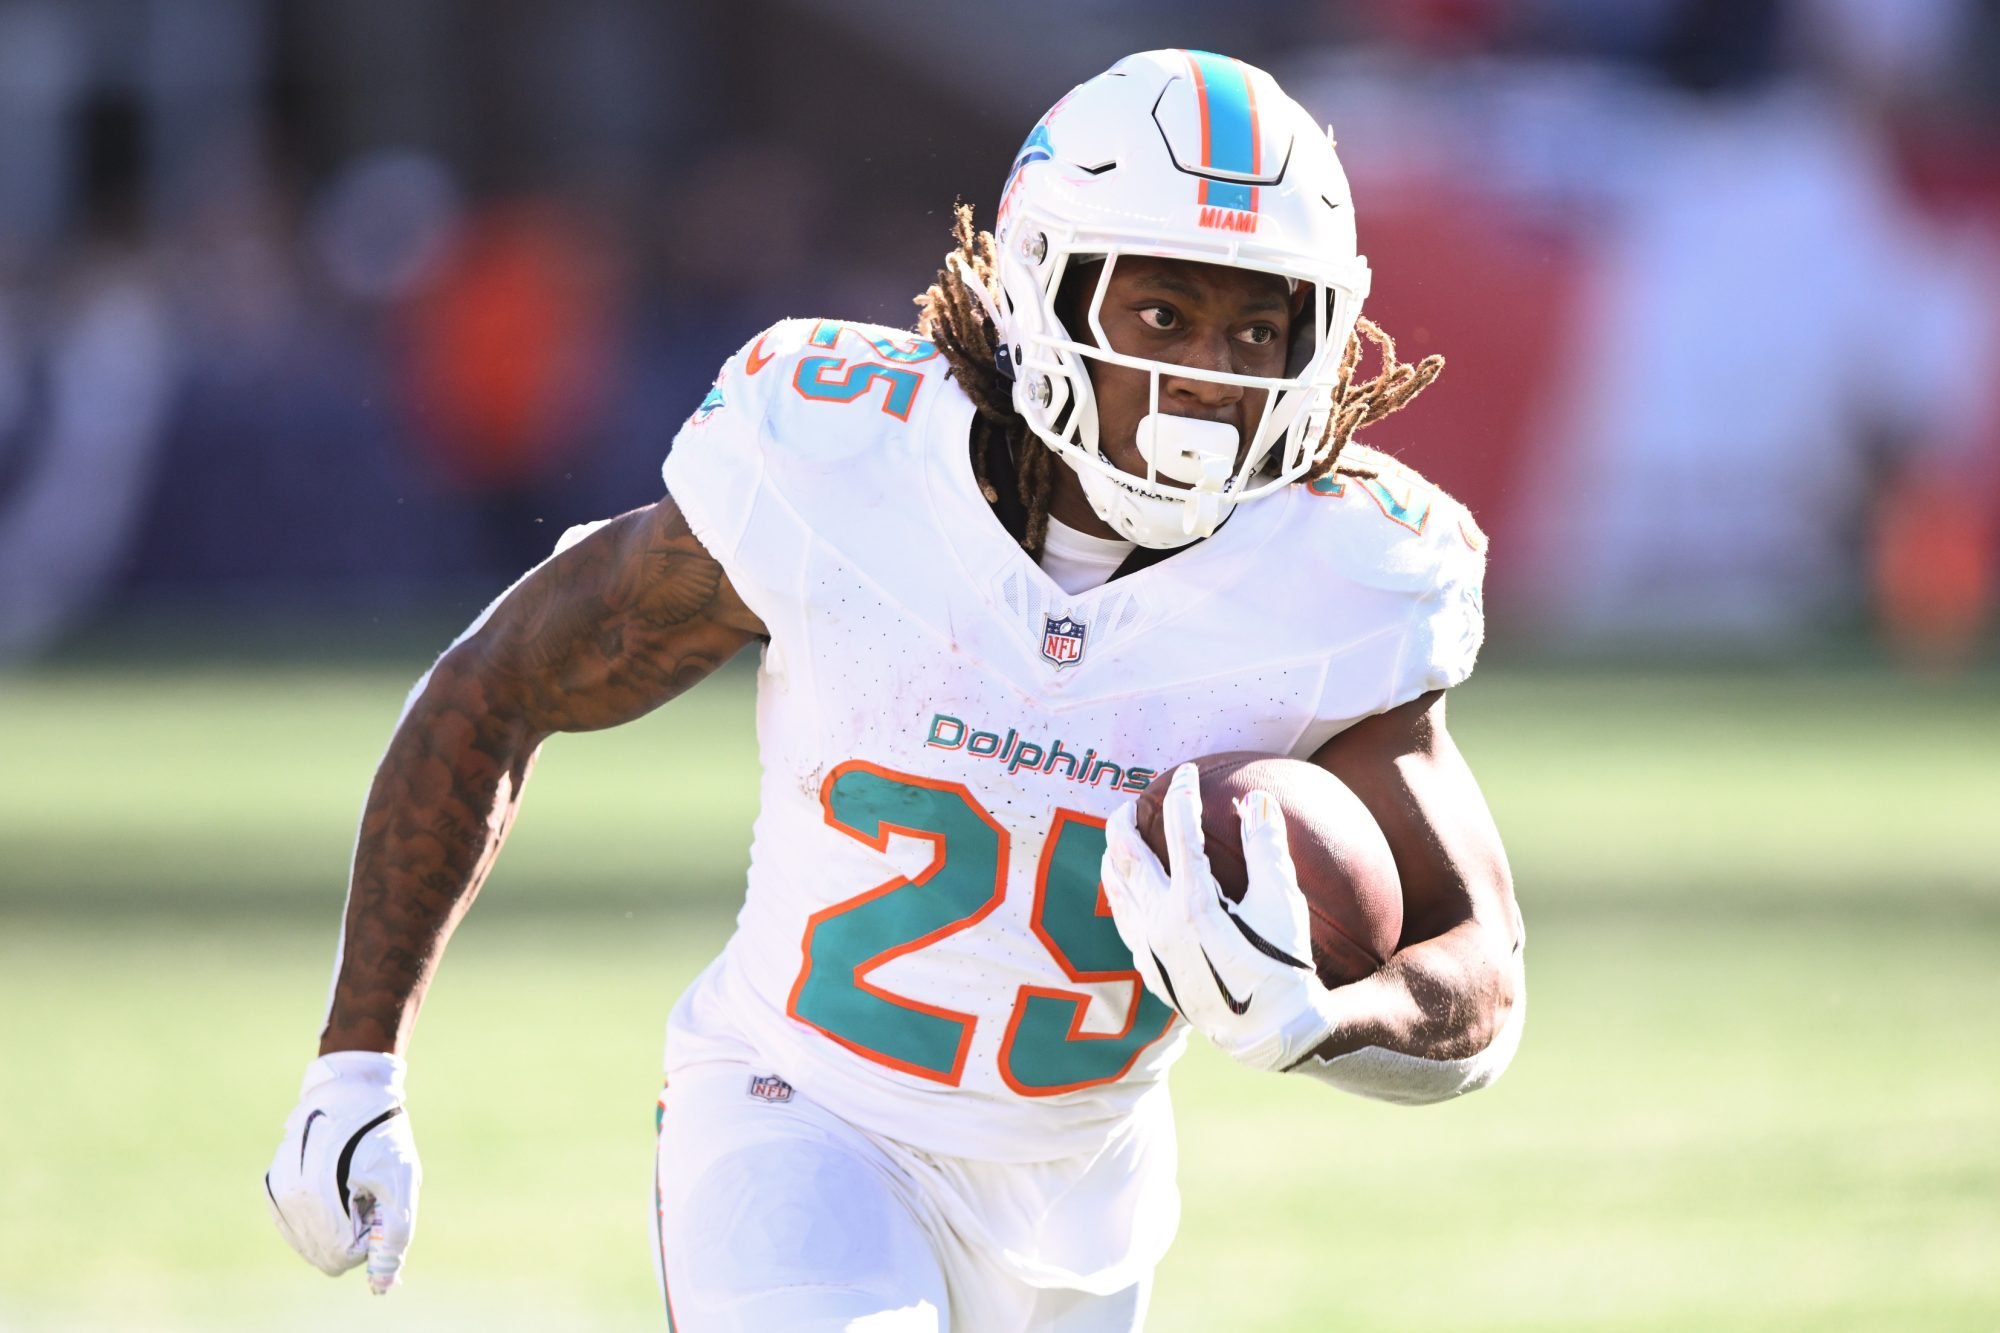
[1135,753,1402,989]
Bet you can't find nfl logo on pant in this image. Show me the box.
[1042,615,1087,668]
[747,1074,793,1104]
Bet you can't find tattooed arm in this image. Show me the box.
[318,497,765,1055]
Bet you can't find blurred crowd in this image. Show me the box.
[1,0,1996,664]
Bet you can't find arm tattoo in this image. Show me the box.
[319,499,762,1054]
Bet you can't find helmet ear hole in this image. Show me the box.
[1045,358,1076,430]
[1284,331,1310,381]
[1051,260,1101,351]
[1285,286,1334,379]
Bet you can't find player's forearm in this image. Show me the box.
[320,652,541,1055]
[1308,914,1522,1063]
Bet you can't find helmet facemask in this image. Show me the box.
[1003,230,1363,548]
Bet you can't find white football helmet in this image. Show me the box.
[985,49,1372,548]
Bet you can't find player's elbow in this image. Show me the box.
[1462,930,1525,1054]
[397,638,546,767]
[1324,988,1524,1106]
[1449,885,1525,1056]
[1453,925,1526,1087]
[1299,956,1526,1106]
[1448,971,1525,1100]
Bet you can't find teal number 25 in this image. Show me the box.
[787,761,1177,1096]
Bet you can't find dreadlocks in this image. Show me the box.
[914,205,1059,553]
[915,202,1443,553]
[1303,312,1446,486]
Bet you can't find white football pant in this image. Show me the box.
[651,1060,1152,1332]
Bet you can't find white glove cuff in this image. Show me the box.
[302,1050,408,1099]
[1233,983,1341,1073]
[1293,993,1525,1105]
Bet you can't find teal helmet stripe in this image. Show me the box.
[1186,50,1259,212]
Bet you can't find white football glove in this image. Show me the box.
[1102,763,1340,1073]
[264,1051,421,1294]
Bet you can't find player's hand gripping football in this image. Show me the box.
[264,1051,421,1294]
[1102,764,1338,1073]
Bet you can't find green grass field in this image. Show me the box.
[2,660,1995,1331]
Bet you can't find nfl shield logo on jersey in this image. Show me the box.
[1041,614,1087,668]
[746,1074,793,1104]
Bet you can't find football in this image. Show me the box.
[1134,753,1403,989]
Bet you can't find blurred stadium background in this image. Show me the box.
[1,1,1995,1329]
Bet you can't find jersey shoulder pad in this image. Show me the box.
[681,317,953,458]
[1301,444,1486,587]
[661,318,955,559]
[658,320,808,563]
[758,317,953,455]
[678,317,818,441]
[1301,443,1487,694]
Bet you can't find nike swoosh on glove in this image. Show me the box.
[264,1050,421,1294]
[1101,762,1340,1073]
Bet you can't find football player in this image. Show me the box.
[265,50,1524,1332]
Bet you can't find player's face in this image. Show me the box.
[1077,255,1295,485]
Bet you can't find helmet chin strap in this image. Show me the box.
[1065,413,1240,548]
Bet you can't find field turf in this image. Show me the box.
[1,660,1994,1331]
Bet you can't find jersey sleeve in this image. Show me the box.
[1309,448,1489,715]
[1394,499,1487,701]
[659,320,815,565]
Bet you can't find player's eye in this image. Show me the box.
[1136,305,1179,332]
[1237,324,1279,347]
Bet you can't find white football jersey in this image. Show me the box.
[659,317,1485,1164]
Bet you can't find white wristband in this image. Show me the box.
[302,1050,408,1098]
